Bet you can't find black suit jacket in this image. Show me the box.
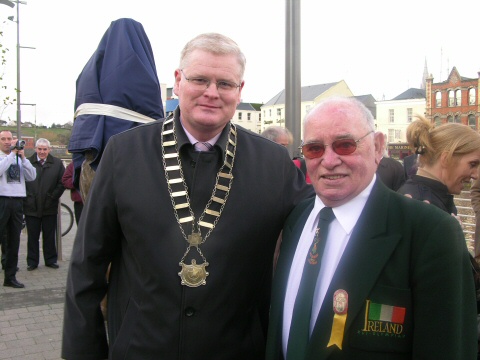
[62,109,313,360]
[376,157,405,191]
[266,180,477,359]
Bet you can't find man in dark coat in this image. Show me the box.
[376,155,405,191]
[24,138,65,271]
[265,97,477,359]
[62,33,313,360]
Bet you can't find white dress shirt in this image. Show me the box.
[282,176,376,356]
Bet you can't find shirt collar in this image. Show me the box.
[311,174,376,234]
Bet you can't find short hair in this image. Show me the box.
[179,33,246,79]
[304,96,374,133]
[36,138,51,148]
[407,116,480,167]
[261,126,293,144]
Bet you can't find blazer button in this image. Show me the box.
[184,307,195,317]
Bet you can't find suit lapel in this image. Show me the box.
[309,181,402,359]
[266,198,314,360]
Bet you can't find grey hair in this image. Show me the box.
[261,126,293,144]
[179,33,246,79]
[36,138,51,148]
[304,96,375,132]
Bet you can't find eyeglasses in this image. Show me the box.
[300,131,374,159]
[180,69,241,94]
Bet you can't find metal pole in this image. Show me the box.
[285,0,301,158]
[15,0,21,139]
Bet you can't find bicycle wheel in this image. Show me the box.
[60,203,74,237]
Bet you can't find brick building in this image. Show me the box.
[425,67,480,129]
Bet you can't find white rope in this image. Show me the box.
[74,103,157,124]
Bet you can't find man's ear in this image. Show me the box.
[373,132,385,165]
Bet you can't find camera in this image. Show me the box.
[10,139,26,151]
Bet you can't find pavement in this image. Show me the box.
[0,194,76,360]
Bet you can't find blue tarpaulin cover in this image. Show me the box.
[68,18,164,180]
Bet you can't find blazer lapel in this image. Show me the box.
[308,181,402,359]
[266,198,314,360]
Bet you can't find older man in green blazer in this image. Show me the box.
[266,97,477,360]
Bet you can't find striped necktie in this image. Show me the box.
[286,206,336,359]
[194,142,213,152]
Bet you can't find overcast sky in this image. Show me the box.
[1,0,479,127]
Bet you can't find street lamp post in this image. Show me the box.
[6,1,29,140]
[21,102,36,141]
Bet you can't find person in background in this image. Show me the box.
[266,97,477,359]
[397,116,480,215]
[376,140,405,191]
[62,32,313,360]
[471,174,480,260]
[62,161,83,224]
[397,116,480,357]
[261,125,293,147]
[0,131,36,288]
[24,138,65,271]
[261,125,311,184]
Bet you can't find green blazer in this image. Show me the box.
[266,180,477,360]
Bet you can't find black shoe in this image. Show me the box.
[3,279,25,288]
[27,265,38,271]
[46,263,59,269]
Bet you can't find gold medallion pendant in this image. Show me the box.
[179,260,209,287]
[161,116,237,287]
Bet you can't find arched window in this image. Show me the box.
[455,90,462,106]
[436,92,442,107]
[468,114,476,130]
[434,116,441,127]
[447,115,453,123]
[448,90,455,107]
[469,88,476,105]
[454,115,461,123]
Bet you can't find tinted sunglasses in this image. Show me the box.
[300,131,373,159]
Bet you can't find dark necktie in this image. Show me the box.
[194,142,213,152]
[286,206,335,360]
[39,159,45,166]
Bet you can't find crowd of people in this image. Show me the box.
[2,29,480,360]
[1,132,68,288]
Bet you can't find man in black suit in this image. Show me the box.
[62,33,312,359]
[376,145,405,191]
[266,97,477,359]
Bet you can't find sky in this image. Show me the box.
[0,0,479,127]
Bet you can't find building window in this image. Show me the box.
[468,114,476,130]
[238,112,242,120]
[277,108,282,117]
[247,113,251,121]
[388,129,394,142]
[435,92,441,107]
[455,89,462,106]
[469,88,476,105]
[434,116,441,127]
[454,115,461,123]
[395,129,401,139]
[447,115,453,123]
[448,90,455,107]
[269,109,272,117]
[407,108,412,123]
[305,105,311,112]
[389,109,394,123]
[259,113,261,121]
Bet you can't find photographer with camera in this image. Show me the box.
[0,130,36,288]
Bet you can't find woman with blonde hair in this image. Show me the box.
[398,116,480,212]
